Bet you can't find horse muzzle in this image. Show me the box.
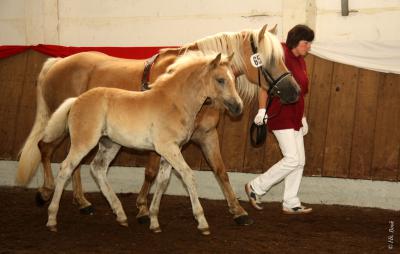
[278,88,300,104]
[272,78,301,104]
[224,99,243,116]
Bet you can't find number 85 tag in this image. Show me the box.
[250,53,263,68]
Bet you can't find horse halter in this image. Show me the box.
[249,35,292,97]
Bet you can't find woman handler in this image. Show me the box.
[246,24,314,214]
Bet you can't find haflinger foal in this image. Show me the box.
[40,52,242,235]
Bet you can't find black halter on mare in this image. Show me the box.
[249,34,291,147]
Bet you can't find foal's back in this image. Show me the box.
[68,87,168,150]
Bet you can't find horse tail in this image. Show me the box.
[42,98,76,143]
[16,57,61,186]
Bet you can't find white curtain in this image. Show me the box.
[310,40,400,74]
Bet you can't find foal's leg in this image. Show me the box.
[47,120,102,231]
[192,128,252,225]
[156,145,210,235]
[46,150,87,232]
[136,151,160,223]
[90,138,128,226]
[149,157,172,233]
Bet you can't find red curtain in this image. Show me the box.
[0,44,173,59]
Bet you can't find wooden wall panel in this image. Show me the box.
[110,147,139,167]
[348,70,380,179]
[303,54,315,116]
[182,142,203,170]
[220,112,248,172]
[130,150,151,168]
[243,100,266,173]
[0,52,29,159]
[371,74,400,180]
[303,57,333,176]
[323,63,359,177]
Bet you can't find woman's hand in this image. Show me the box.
[301,117,308,136]
[254,108,268,126]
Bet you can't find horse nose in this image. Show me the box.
[278,85,300,104]
[225,100,243,116]
[291,88,300,102]
[290,91,300,103]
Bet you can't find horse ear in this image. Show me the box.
[269,24,278,35]
[258,24,268,43]
[210,53,222,69]
[227,52,235,62]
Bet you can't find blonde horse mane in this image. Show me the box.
[193,28,284,104]
[149,51,225,89]
[166,51,212,73]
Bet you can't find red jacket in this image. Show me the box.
[267,43,309,131]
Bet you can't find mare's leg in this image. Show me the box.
[90,138,128,226]
[156,145,210,235]
[136,151,160,223]
[192,128,252,225]
[148,157,172,233]
[37,139,63,205]
[71,167,94,214]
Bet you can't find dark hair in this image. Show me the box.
[286,25,314,49]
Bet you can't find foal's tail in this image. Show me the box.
[42,98,76,144]
[16,58,61,186]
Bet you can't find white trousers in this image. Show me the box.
[250,128,305,209]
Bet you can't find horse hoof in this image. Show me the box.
[47,225,58,232]
[234,215,254,226]
[151,227,162,233]
[118,220,129,227]
[35,192,48,207]
[199,228,211,235]
[80,205,95,215]
[136,215,150,225]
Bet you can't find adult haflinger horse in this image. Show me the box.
[16,24,300,226]
[41,52,242,234]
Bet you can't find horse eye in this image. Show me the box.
[216,78,225,85]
